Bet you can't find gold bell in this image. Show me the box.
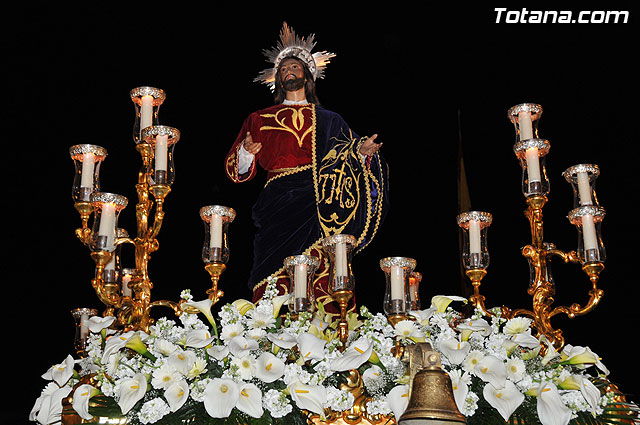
[399,344,466,425]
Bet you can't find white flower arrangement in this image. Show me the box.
[30,283,638,425]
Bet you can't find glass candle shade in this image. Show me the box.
[457,211,493,270]
[141,125,180,186]
[568,206,606,264]
[380,257,417,316]
[71,307,98,356]
[89,192,128,252]
[101,227,128,284]
[120,267,137,298]
[563,164,600,208]
[130,86,166,144]
[284,254,320,313]
[508,103,543,142]
[200,205,236,265]
[513,138,550,198]
[408,271,423,310]
[69,144,107,202]
[508,103,549,198]
[321,234,357,293]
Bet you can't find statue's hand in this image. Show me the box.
[243,132,262,155]
[359,134,382,156]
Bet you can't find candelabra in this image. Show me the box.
[69,87,237,335]
[458,103,606,350]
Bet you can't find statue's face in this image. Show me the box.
[278,58,306,91]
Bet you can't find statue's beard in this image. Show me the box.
[283,76,305,92]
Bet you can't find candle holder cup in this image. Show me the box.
[285,254,320,315]
[200,205,236,304]
[380,257,417,324]
[321,234,357,347]
[130,86,166,144]
[71,308,99,357]
[141,125,180,188]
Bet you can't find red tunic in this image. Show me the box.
[225,104,316,182]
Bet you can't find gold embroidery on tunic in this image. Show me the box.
[260,106,313,148]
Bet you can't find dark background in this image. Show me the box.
[7,4,638,422]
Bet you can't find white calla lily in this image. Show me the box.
[440,338,471,365]
[101,330,136,363]
[86,315,116,333]
[255,352,285,383]
[237,383,264,418]
[33,384,72,425]
[117,373,147,415]
[409,308,436,326]
[388,384,410,421]
[165,379,190,412]
[297,332,327,362]
[431,295,467,313]
[288,380,327,415]
[448,369,470,412]
[536,381,572,425]
[541,338,560,366]
[561,345,608,373]
[228,335,259,357]
[483,380,525,421]
[267,331,297,349]
[183,299,216,325]
[271,294,291,318]
[204,378,240,418]
[42,354,75,387]
[206,344,229,360]
[232,298,255,316]
[512,331,541,349]
[168,349,196,375]
[559,375,600,414]
[330,337,373,372]
[185,328,215,348]
[457,317,492,340]
[72,384,98,421]
[474,354,507,389]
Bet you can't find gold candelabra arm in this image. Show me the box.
[525,195,547,248]
[204,262,226,304]
[74,201,94,245]
[331,289,353,349]
[90,250,122,309]
[549,261,605,320]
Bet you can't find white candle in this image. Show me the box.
[577,172,592,205]
[390,265,404,300]
[469,220,482,254]
[582,214,598,252]
[122,273,132,297]
[294,264,308,298]
[335,241,347,277]
[209,214,223,249]
[525,147,542,183]
[80,153,95,189]
[80,313,89,340]
[155,134,168,172]
[140,95,154,130]
[98,203,116,250]
[518,111,534,141]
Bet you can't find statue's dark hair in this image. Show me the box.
[273,56,320,105]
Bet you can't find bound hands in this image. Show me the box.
[243,132,262,155]
[359,134,382,157]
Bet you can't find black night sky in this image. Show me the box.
[6,4,639,422]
